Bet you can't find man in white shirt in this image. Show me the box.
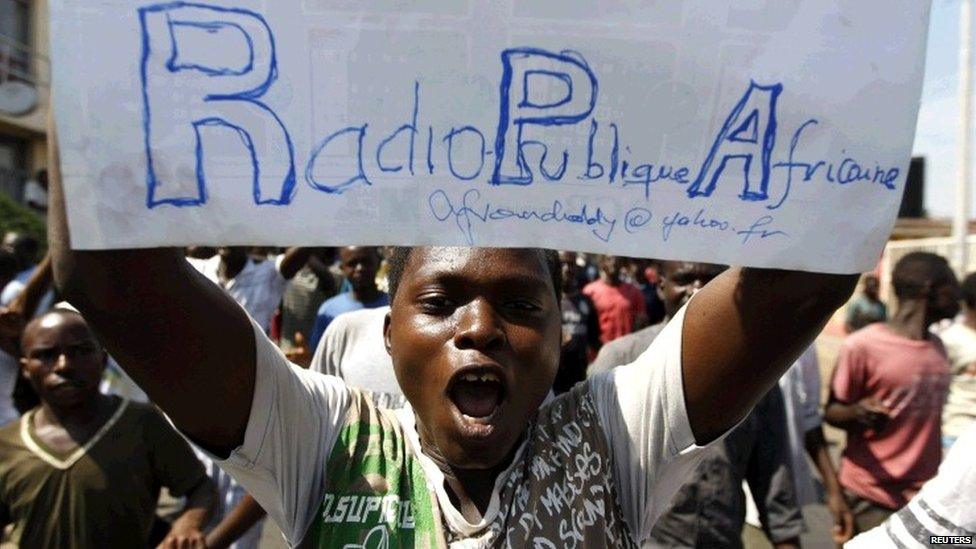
[310,306,404,409]
[48,127,858,546]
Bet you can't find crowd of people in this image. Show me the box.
[0,195,974,546]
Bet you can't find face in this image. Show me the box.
[20,312,107,410]
[340,247,379,293]
[659,262,727,319]
[385,248,561,469]
[558,251,578,293]
[928,268,961,322]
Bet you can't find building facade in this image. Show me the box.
[0,0,48,203]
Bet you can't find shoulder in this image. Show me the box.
[319,293,348,314]
[582,280,601,295]
[0,417,23,454]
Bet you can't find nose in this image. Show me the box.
[453,298,505,351]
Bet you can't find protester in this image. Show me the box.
[310,306,402,408]
[844,274,887,333]
[309,246,389,350]
[279,247,339,352]
[0,308,216,548]
[555,251,600,393]
[47,110,861,545]
[583,254,648,344]
[845,423,976,548]
[826,252,958,533]
[746,346,855,545]
[186,246,312,333]
[588,261,726,376]
[648,387,803,549]
[939,271,976,449]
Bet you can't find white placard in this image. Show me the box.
[51,1,931,273]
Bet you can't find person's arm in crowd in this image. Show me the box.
[747,391,803,549]
[0,254,53,356]
[158,476,217,549]
[823,344,890,434]
[278,247,315,280]
[683,268,857,443]
[805,426,854,544]
[48,122,256,456]
[205,494,267,549]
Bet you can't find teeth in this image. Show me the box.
[459,372,500,383]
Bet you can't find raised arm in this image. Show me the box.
[48,122,255,456]
[682,268,856,443]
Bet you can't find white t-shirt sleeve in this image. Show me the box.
[216,320,351,545]
[588,304,719,542]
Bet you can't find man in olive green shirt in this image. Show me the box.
[0,308,216,548]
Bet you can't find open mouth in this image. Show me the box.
[447,367,507,430]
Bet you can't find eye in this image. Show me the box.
[417,293,456,314]
[504,298,543,312]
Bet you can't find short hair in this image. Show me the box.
[891,252,953,300]
[387,247,561,302]
[20,307,91,353]
[961,272,976,309]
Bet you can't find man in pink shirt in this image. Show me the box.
[826,252,959,534]
[583,255,647,344]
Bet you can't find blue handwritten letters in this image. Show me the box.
[131,1,911,258]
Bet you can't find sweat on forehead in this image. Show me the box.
[387,246,560,301]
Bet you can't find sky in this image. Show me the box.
[914,0,970,218]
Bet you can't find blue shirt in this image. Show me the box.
[310,292,390,352]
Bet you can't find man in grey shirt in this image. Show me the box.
[588,261,802,548]
[588,261,727,376]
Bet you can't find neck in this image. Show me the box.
[416,417,511,520]
[600,273,618,285]
[37,393,112,430]
[887,299,930,340]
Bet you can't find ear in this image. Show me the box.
[20,358,29,380]
[657,279,666,302]
[383,311,393,357]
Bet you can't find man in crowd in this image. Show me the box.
[23,169,49,216]
[48,122,857,546]
[309,246,389,350]
[845,273,887,333]
[940,271,976,449]
[555,251,600,393]
[586,261,803,548]
[826,252,958,533]
[745,345,854,545]
[583,254,648,344]
[1,232,42,307]
[588,260,725,376]
[310,306,402,408]
[0,308,216,547]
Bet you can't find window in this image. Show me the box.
[0,0,31,84]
